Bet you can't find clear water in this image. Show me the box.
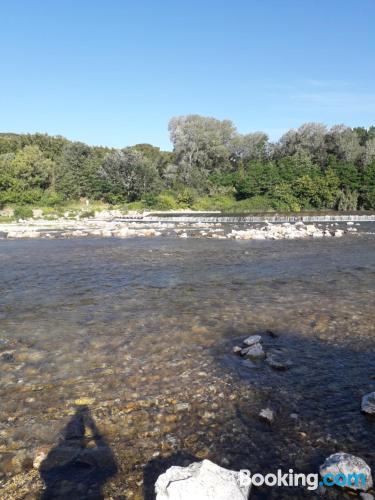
[0,235,375,499]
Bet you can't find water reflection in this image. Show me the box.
[40,405,117,499]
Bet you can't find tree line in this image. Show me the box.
[1,116,375,212]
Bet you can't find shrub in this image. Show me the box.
[176,188,196,207]
[14,206,33,219]
[79,210,95,219]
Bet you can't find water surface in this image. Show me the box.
[0,235,375,498]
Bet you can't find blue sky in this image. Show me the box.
[0,0,374,150]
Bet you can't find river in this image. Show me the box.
[1,233,375,498]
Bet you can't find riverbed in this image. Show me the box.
[1,235,375,498]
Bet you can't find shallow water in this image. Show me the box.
[0,235,375,499]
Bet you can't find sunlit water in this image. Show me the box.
[1,233,375,499]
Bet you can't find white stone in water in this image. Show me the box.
[243,335,262,346]
[232,346,242,354]
[361,392,375,415]
[241,343,265,359]
[319,453,373,491]
[155,459,251,500]
[259,408,274,423]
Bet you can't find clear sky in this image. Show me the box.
[1,0,374,150]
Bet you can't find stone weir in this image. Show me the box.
[117,213,375,224]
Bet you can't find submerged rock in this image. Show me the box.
[1,351,15,362]
[266,355,291,371]
[155,459,251,500]
[361,392,375,415]
[319,453,373,491]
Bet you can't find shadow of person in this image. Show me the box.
[40,405,117,500]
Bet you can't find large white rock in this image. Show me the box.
[319,453,373,491]
[155,459,251,500]
[361,392,375,415]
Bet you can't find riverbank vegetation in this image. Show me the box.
[1,116,375,214]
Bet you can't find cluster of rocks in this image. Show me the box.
[0,214,356,240]
[155,454,373,498]
[227,221,345,240]
[233,334,292,372]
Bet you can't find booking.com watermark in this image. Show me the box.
[239,469,368,490]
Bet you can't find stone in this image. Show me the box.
[259,408,274,423]
[243,335,262,347]
[361,392,375,415]
[1,351,15,362]
[240,343,265,359]
[266,355,291,371]
[360,493,374,500]
[232,346,242,354]
[319,453,373,491]
[74,397,95,405]
[33,445,51,469]
[155,459,251,500]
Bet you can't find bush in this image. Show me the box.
[192,195,236,211]
[233,196,275,212]
[176,188,196,207]
[79,210,95,219]
[39,191,64,206]
[14,205,33,219]
[154,193,178,210]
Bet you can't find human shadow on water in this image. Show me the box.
[40,405,117,500]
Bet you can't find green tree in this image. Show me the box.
[235,161,280,199]
[56,142,103,199]
[100,148,161,201]
[361,161,375,209]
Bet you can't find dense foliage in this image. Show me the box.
[1,117,375,211]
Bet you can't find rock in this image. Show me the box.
[361,392,375,415]
[33,446,51,469]
[241,343,265,359]
[360,493,374,500]
[259,408,274,423]
[319,453,373,491]
[155,459,251,500]
[243,335,262,347]
[74,397,95,405]
[1,351,15,362]
[266,355,291,371]
[32,209,43,218]
[232,346,242,354]
[180,232,188,238]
